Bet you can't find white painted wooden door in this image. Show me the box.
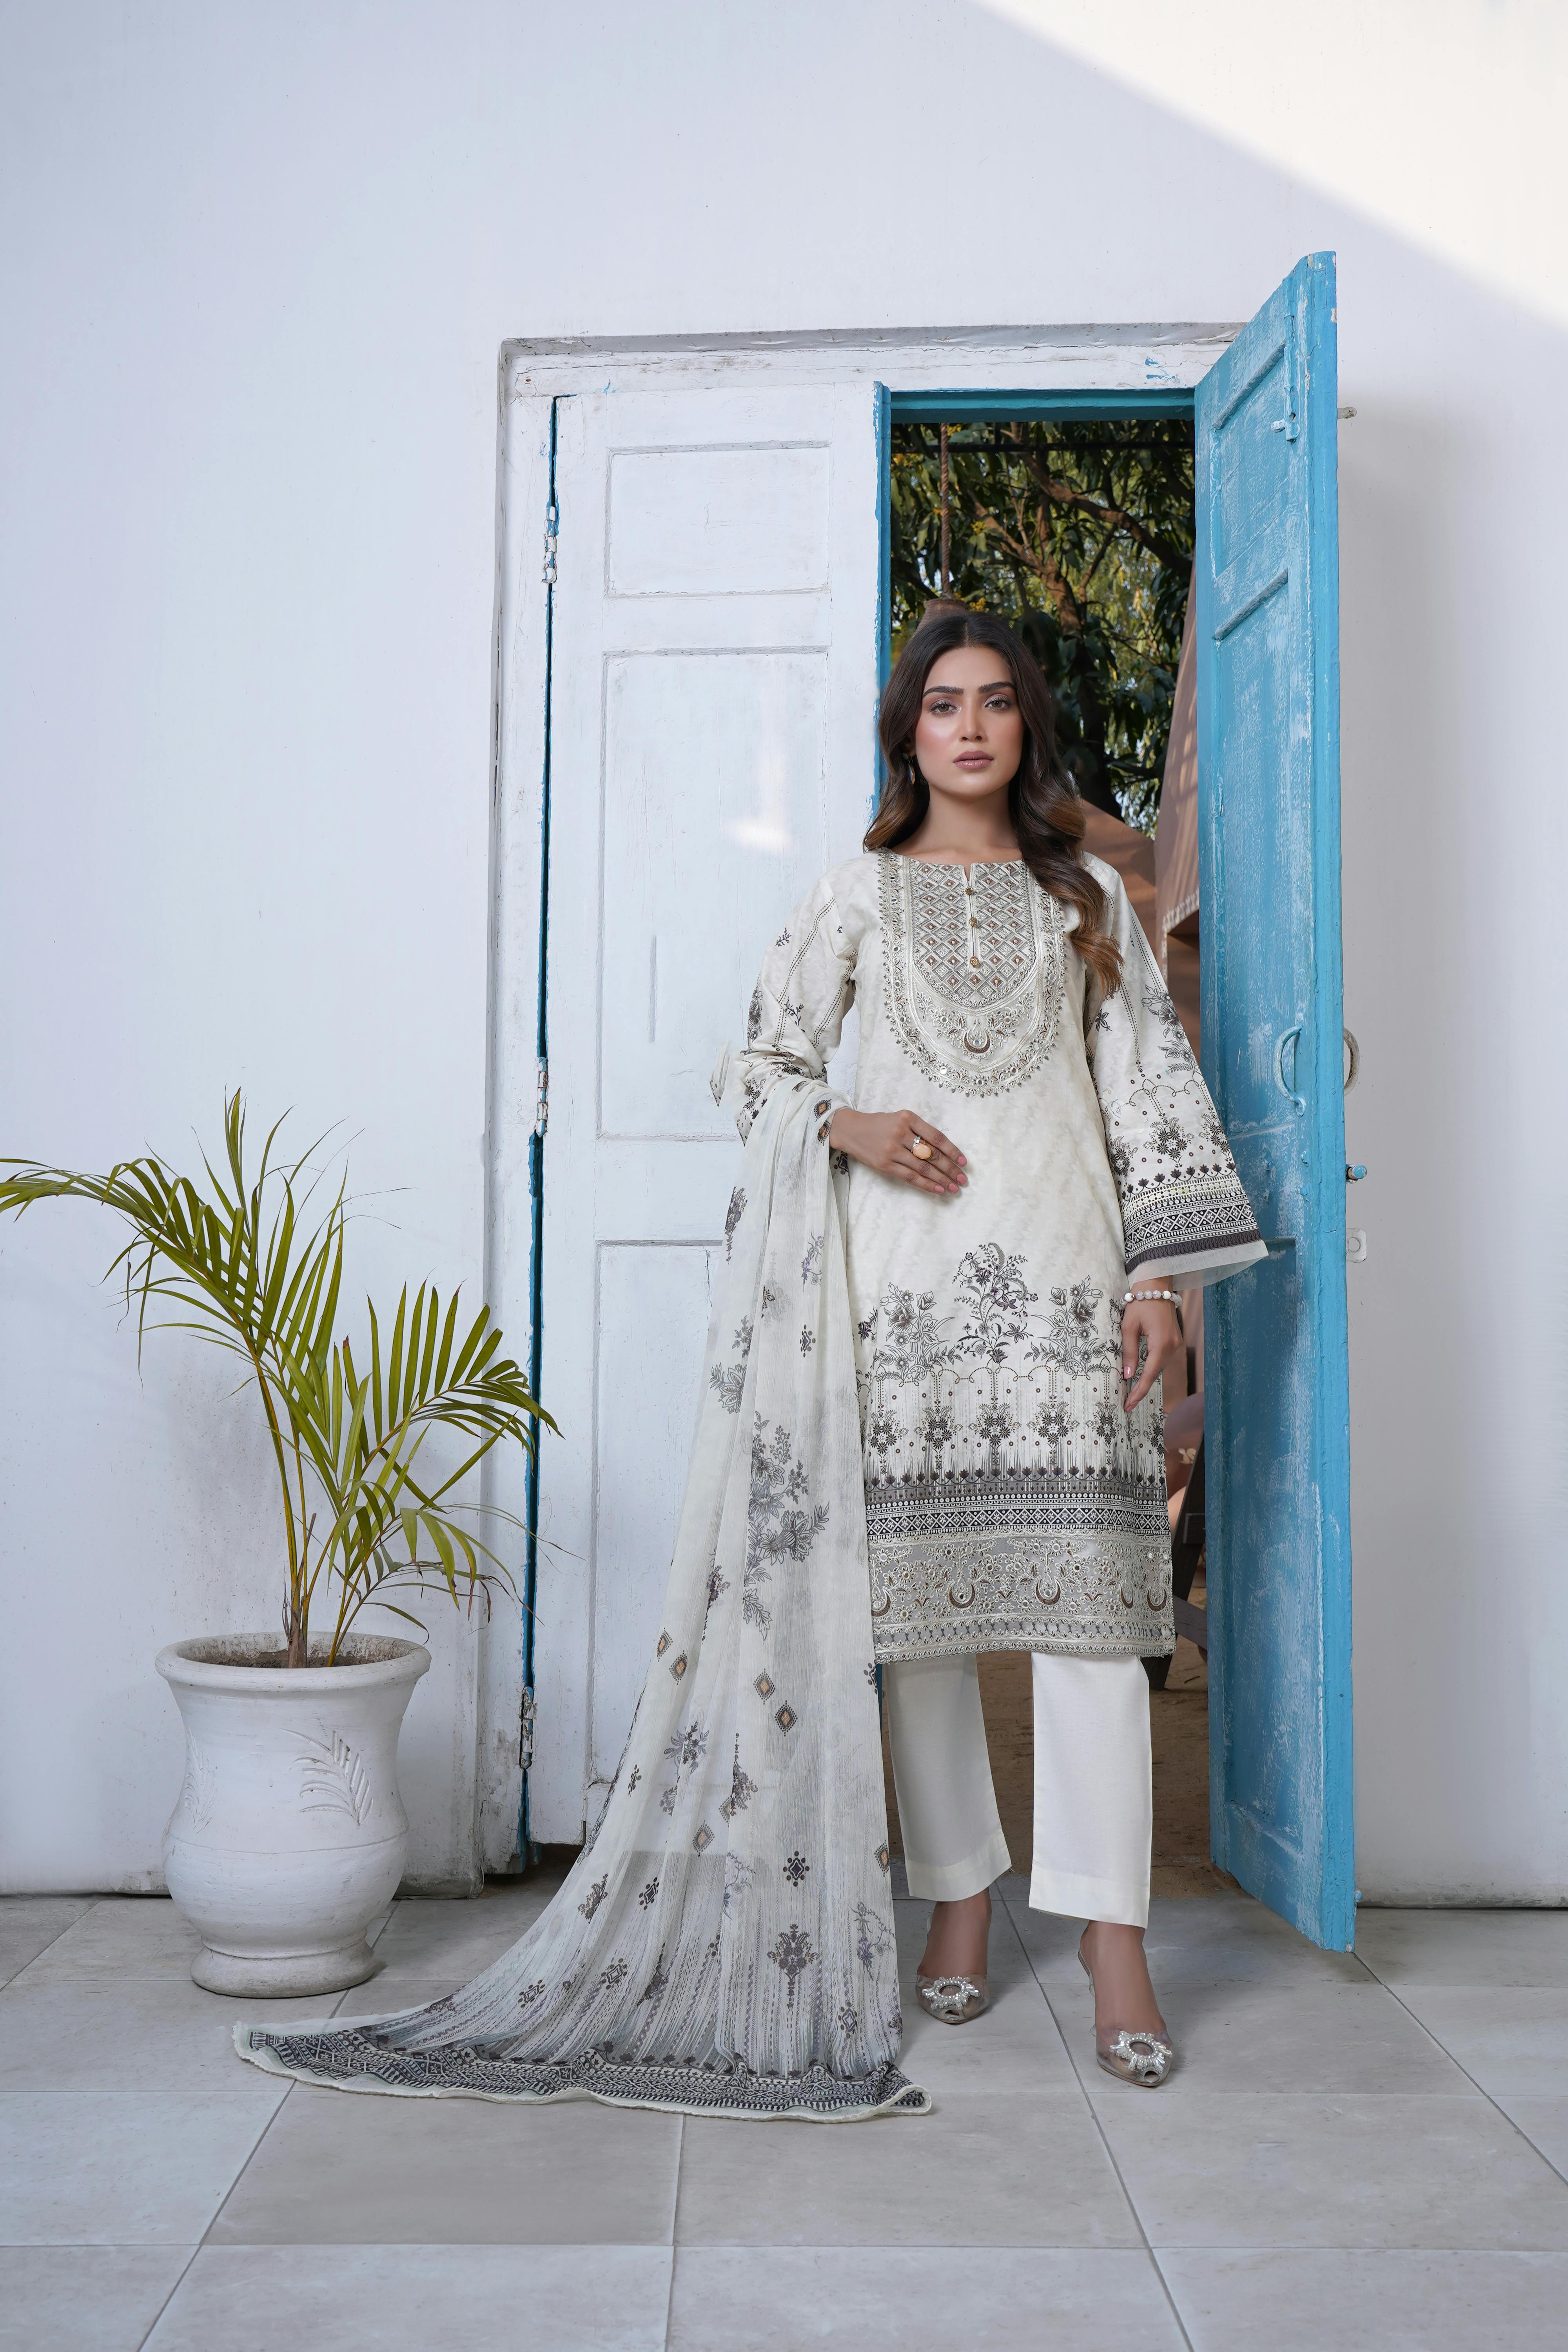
[529,383,882,1840]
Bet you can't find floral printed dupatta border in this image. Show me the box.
[236,1075,929,2121]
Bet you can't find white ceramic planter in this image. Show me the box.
[156,1633,431,1996]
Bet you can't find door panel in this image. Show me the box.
[532,383,881,1840]
[599,648,831,1137]
[607,445,833,597]
[1196,253,1354,1949]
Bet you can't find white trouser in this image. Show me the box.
[884,1651,1152,1928]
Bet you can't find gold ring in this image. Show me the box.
[910,1136,933,1161]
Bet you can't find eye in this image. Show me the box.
[985,694,1015,711]
[926,698,957,715]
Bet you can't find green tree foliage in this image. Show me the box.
[890,420,1194,833]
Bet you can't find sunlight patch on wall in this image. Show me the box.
[976,0,1568,326]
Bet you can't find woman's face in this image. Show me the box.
[911,642,1025,804]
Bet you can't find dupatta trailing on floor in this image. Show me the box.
[236,1072,929,2120]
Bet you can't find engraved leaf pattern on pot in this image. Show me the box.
[294,1728,374,1826]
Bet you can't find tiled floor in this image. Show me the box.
[3,1878,1567,2349]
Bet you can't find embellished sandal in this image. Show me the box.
[915,1972,990,2026]
[1078,1935,1173,2087]
[1095,2026,1174,2088]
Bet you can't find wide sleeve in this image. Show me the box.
[710,872,857,1144]
[1083,865,1267,1290]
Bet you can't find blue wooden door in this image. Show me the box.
[1196,254,1354,1950]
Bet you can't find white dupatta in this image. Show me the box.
[237,1073,929,2121]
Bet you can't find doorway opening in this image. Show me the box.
[875,393,1229,1896]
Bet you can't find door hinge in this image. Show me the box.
[533,1058,548,1137]
[541,499,558,587]
[518,1686,536,1772]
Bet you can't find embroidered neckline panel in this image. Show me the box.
[878,853,1065,1098]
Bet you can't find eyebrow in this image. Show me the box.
[922,678,1015,695]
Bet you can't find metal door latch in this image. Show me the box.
[541,500,559,587]
[518,1686,536,1771]
[533,1059,548,1137]
[1346,1163,1366,1181]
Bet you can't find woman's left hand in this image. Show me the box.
[1121,1299,1183,1411]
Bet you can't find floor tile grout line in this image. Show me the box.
[605,2236,1568,2252]
[1145,2239,1568,2254]
[1368,1977,1568,2193]
[977,1902,1097,2084]
[194,1980,355,2246]
[167,2081,300,2254]
[1005,1905,1194,2347]
[133,2240,206,2352]
[1142,2234,1198,2350]
[0,1896,104,1993]
[1002,1915,1098,2100]
[200,2089,294,2230]
[1147,2245,1208,2340]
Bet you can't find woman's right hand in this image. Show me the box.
[828,1107,967,1196]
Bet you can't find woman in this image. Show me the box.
[732,605,1263,2084]
[236,606,1261,2118]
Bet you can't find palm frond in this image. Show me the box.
[0,1093,553,1664]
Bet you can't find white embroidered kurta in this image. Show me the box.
[730,851,1265,1665]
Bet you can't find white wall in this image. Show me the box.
[2,0,1563,1900]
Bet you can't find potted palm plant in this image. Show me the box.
[0,1099,551,1995]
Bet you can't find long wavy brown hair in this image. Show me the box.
[866,604,1123,993]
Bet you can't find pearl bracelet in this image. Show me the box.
[1122,1288,1180,1307]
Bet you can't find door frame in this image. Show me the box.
[485,326,1250,1867]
